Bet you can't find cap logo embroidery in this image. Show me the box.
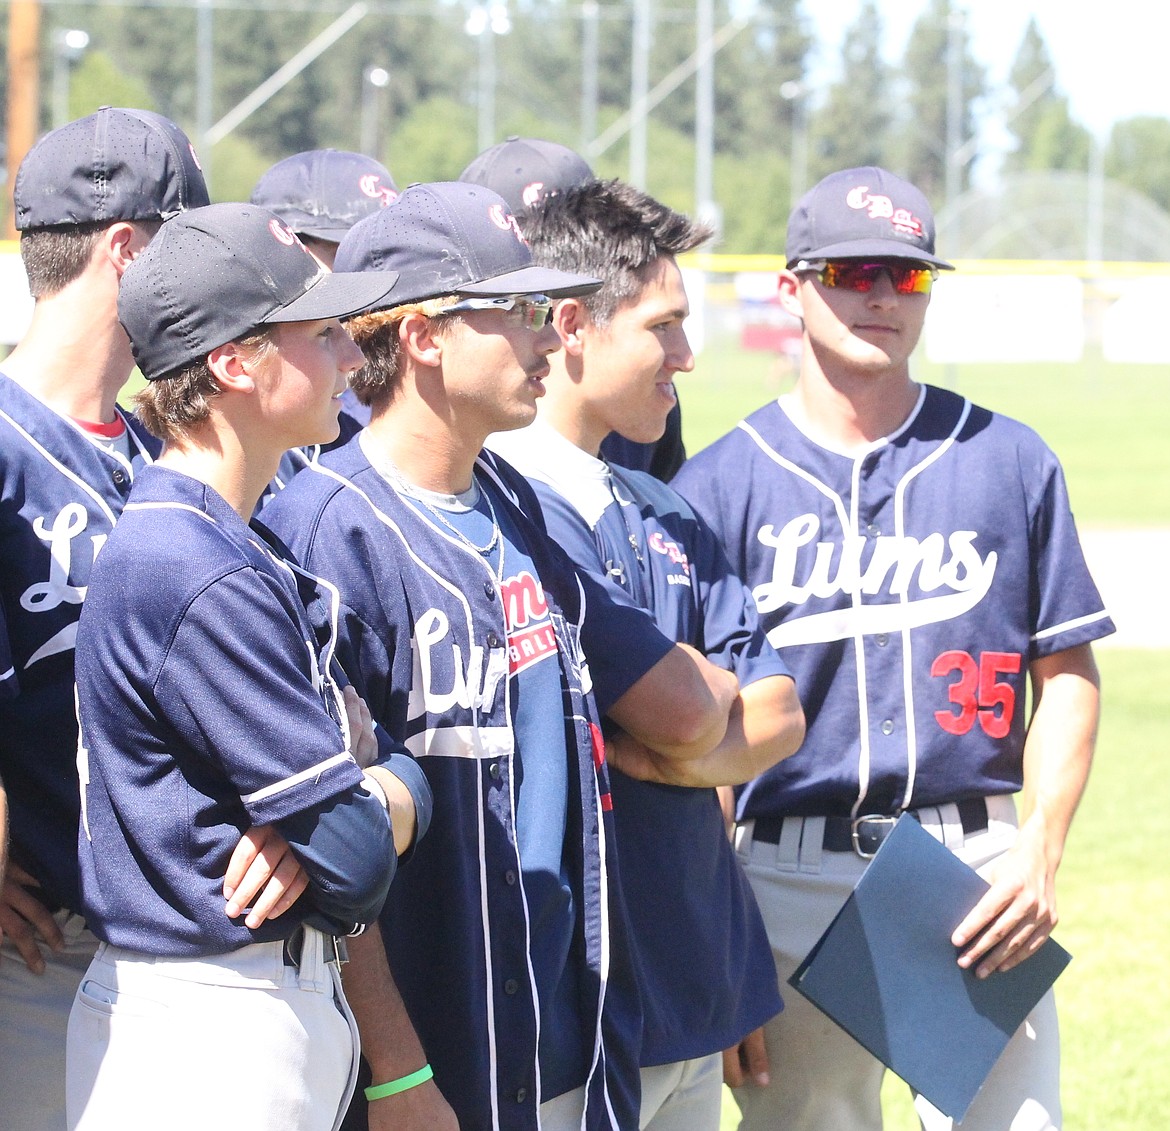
[359,173,397,206]
[846,185,924,239]
[488,203,526,243]
[269,218,297,246]
[521,181,545,209]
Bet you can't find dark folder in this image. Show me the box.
[788,814,1071,1121]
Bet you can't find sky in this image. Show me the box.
[804,1,1168,153]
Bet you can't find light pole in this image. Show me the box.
[779,79,808,209]
[629,0,651,187]
[580,0,599,151]
[466,3,511,154]
[52,28,89,129]
[361,65,390,157]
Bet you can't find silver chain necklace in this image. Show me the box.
[376,460,504,573]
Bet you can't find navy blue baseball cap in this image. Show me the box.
[336,181,600,303]
[14,107,209,231]
[786,166,953,270]
[458,136,594,216]
[250,149,399,242]
[118,203,399,381]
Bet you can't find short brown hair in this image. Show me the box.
[345,298,461,412]
[20,223,106,297]
[20,219,162,298]
[134,329,276,444]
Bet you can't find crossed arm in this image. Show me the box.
[607,665,805,788]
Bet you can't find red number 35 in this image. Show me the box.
[930,650,1022,739]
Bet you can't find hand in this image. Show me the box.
[0,862,64,973]
[366,1079,459,1131]
[223,825,309,928]
[951,826,1057,977]
[723,1026,770,1088]
[344,685,380,769]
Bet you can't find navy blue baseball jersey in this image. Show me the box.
[491,419,786,1065]
[0,373,159,913]
[259,438,670,1131]
[673,384,1115,823]
[74,465,404,955]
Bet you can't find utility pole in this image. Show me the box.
[580,0,599,153]
[6,0,41,239]
[694,0,714,228]
[629,0,651,187]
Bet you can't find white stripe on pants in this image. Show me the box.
[66,927,359,1131]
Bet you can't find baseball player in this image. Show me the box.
[67,202,421,1131]
[259,181,740,1131]
[251,148,399,270]
[458,137,685,481]
[672,166,1116,1131]
[488,178,805,1130]
[0,108,211,1130]
[251,149,399,489]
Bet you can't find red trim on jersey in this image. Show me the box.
[72,415,126,439]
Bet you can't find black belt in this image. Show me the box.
[282,925,348,967]
[750,798,989,859]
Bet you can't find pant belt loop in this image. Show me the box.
[297,925,328,993]
[733,819,753,861]
[932,802,964,850]
[795,815,824,873]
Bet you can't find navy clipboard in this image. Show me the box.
[788,814,1071,1121]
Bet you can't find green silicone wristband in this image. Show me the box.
[364,1063,434,1101]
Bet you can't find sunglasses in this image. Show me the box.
[795,260,938,296]
[445,294,554,329]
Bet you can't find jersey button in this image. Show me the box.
[875,633,889,647]
[504,977,519,995]
[112,469,127,486]
[486,631,501,648]
[504,869,517,886]
[483,580,495,599]
[515,1087,528,1104]
[881,719,894,735]
[489,762,501,780]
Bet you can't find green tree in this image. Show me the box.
[807,0,891,180]
[1004,18,1090,173]
[894,0,984,201]
[1106,116,1170,214]
[730,0,811,162]
[69,52,156,120]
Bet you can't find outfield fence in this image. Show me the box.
[677,255,1170,369]
[6,242,1170,368]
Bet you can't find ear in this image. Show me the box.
[777,269,805,321]
[399,311,444,368]
[105,222,155,278]
[206,341,258,394]
[552,298,588,356]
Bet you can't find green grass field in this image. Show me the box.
[693,343,1170,1129]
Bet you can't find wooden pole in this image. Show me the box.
[6,0,42,240]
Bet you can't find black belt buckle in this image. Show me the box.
[851,814,899,859]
